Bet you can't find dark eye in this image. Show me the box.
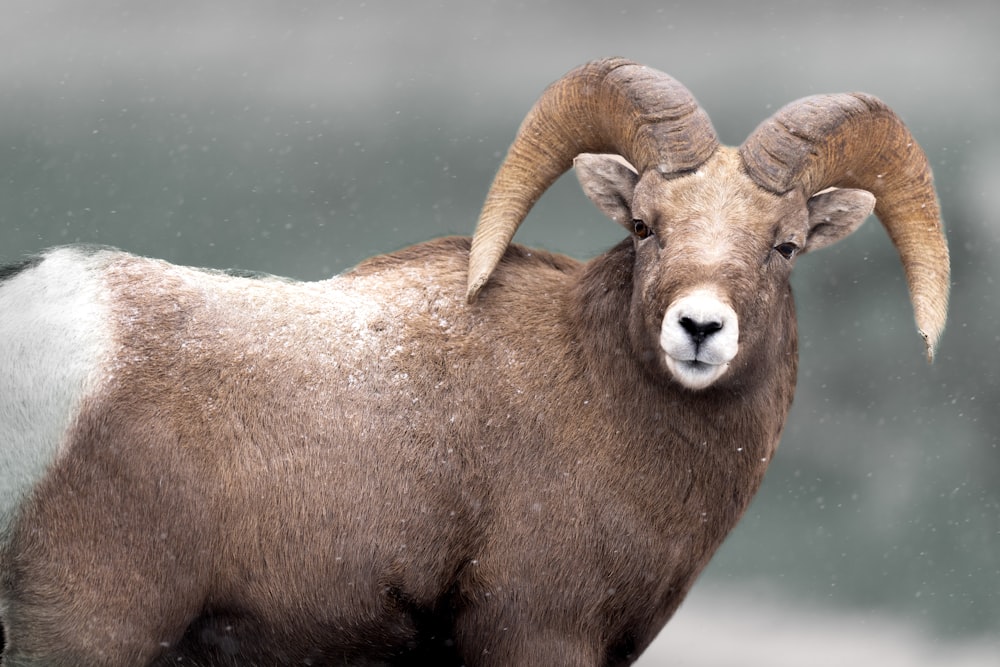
[632,219,652,239]
[774,241,798,259]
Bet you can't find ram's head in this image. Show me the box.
[467,58,949,391]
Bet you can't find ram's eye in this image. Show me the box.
[632,219,652,239]
[774,242,798,259]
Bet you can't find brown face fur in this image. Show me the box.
[630,149,805,385]
[576,147,875,393]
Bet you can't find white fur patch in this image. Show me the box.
[660,289,739,390]
[0,247,112,540]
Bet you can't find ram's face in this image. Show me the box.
[574,148,875,390]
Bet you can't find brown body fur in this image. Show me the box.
[2,235,795,665]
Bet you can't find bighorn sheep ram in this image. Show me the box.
[0,58,949,666]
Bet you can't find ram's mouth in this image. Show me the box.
[676,357,726,376]
[664,355,730,390]
[679,359,714,372]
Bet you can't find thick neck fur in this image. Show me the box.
[571,239,798,554]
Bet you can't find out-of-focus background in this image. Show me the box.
[1,0,996,663]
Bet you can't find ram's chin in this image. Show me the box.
[665,357,730,390]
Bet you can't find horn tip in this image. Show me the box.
[466,272,488,304]
[917,318,946,364]
[919,327,944,364]
[913,289,948,364]
[920,330,935,363]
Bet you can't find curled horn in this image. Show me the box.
[466,57,719,303]
[739,94,950,361]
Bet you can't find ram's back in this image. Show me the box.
[0,238,595,662]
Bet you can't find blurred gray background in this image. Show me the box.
[1,0,996,663]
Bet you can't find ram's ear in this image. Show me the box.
[574,154,639,229]
[802,188,876,254]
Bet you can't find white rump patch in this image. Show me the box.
[659,289,739,390]
[0,248,112,539]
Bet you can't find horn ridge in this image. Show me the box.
[740,93,950,360]
[467,58,718,302]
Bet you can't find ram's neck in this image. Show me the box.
[570,237,799,546]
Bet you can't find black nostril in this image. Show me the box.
[679,317,723,345]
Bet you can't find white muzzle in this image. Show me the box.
[660,289,739,390]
